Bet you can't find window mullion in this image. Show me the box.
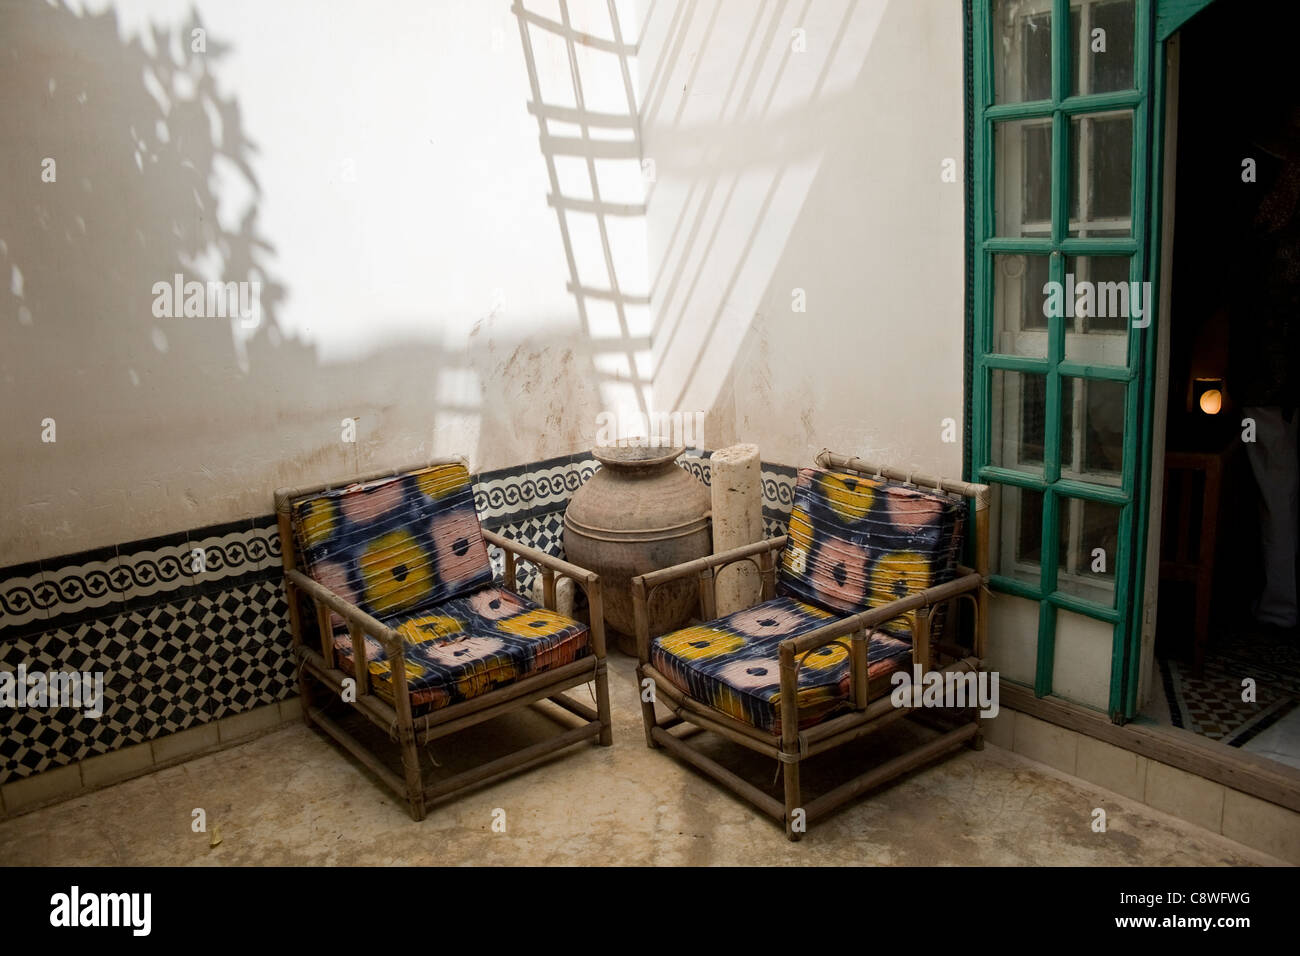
[1052,0,1069,106]
[1067,497,1084,576]
[1034,0,1071,692]
[1071,379,1084,471]
[1035,589,1058,696]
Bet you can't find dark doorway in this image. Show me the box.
[1148,0,1300,768]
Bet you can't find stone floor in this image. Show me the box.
[0,656,1285,866]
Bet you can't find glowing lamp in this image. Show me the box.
[1192,378,1224,416]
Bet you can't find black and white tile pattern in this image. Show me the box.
[474,452,596,527]
[0,579,293,781]
[486,512,569,598]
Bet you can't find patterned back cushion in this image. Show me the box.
[778,468,965,634]
[290,462,493,626]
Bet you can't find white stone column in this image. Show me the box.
[528,574,575,618]
[710,443,764,616]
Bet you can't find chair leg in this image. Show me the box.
[296,662,316,728]
[636,665,660,749]
[783,756,803,842]
[594,662,614,746]
[969,714,985,750]
[399,728,427,822]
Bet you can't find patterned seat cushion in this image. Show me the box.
[651,596,912,734]
[290,462,494,633]
[778,468,965,636]
[334,586,591,713]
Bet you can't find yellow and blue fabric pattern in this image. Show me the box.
[651,467,964,734]
[651,595,913,734]
[291,463,590,714]
[332,586,590,713]
[779,467,964,634]
[291,462,494,623]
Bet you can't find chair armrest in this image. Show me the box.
[629,536,788,664]
[482,528,608,657]
[284,568,401,655]
[285,569,424,722]
[776,570,985,728]
[633,536,787,590]
[481,528,597,586]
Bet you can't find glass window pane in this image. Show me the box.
[996,119,1054,237]
[991,483,1045,587]
[1071,0,1135,96]
[1057,496,1121,605]
[987,591,1041,685]
[1051,608,1114,709]
[1062,255,1134,365]
[993,0,1053,104]
[1069,112,1133,237]
[1060,377,1125,485]
[1083,381,1126,476]
[991,369,1048,475]
[993,253,1051,356]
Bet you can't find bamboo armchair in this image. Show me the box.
[632,449,990,840]
[274,457,612,821]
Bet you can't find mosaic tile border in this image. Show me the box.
[474,451,594,529]
[0,519,282,639]
[760,463,797,525]
[0,454,797,636]
[0,453,598,638]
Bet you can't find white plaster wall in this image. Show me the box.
[638,0,967,472]
[0,0,646,565]
[2,0,966,571]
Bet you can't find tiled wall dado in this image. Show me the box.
[0,451,798,790]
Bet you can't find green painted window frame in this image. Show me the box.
[969,0,1155,717]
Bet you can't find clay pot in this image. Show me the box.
[564,445,711,652]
